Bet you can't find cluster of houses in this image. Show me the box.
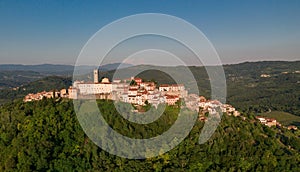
[24,89,68,102]
[23,70,187,107]
[67,70,188,108]
[255,116,279,127]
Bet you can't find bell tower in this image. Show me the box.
[94,69,99,83]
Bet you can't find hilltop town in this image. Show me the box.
[23,69,297,130]
[24,70,237,112]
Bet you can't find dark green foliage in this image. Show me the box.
[0,99,299,171]
[130,80,137,86]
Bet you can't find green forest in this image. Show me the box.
[0,99,299,171]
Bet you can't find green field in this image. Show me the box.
[258,111,300,127]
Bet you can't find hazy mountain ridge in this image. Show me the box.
[0,63,133,75]
[0,63,132,89]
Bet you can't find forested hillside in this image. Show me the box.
[0,99,299,171]
[0,71,45,89]
[224,61,300,116]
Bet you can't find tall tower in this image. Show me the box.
[94,69,99,83]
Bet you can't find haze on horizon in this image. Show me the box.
[0,1,300,66]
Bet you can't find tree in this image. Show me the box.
[129,80,137,86]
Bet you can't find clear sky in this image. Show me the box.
[0,0,299,65]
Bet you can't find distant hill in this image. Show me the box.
[98,63,133,71]
[223,61,300,116]
[0,71,44,89]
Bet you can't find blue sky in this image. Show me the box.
[0,0,299,65]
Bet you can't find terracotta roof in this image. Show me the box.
[160,84,169,87]
[267,118,276,122]
[166,95,179,99]
[129,88,138,91]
